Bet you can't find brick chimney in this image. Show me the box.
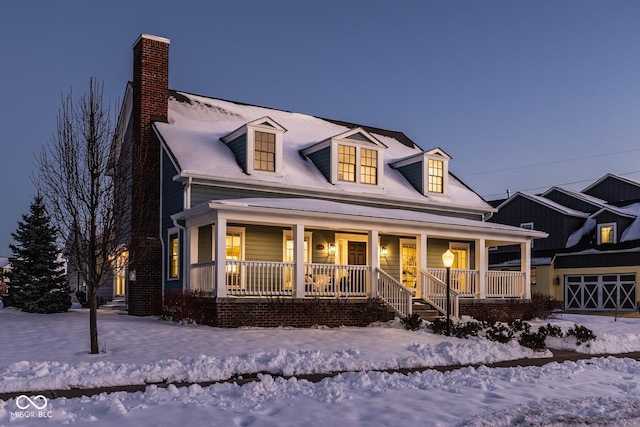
[128,34,170,316]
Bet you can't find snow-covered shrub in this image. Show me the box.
[401,313,423,330]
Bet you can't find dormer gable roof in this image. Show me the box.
[300,127,386,155]
[583,173,640,193]
[220,116,287,144]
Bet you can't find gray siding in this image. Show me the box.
[544,190,600,214]
[226,134,247,172]
[306,147,331,182]
[396,162,424,194]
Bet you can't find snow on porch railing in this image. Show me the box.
[419,269,459,318]
[377,268,413,317]
[486,271,526,298]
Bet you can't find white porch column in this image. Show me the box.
[214,216,227,298]
[368,230,379,297]
[476,238,487,299]
[417,233,428,270]
[521,241,532,299]
[416,233,427,298]
[293,224,305,299]
[184,226,197,291]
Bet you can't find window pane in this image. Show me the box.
[338,145,356,182]
[169,234,179,278]
[428,159,443,193]
[599,225,614,244]
[360,148,377,185]
[254,131,276,171]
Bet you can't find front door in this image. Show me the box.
[348,242,366,265]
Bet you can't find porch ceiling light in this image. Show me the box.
[442,249,455,268]
[328,243,337,255]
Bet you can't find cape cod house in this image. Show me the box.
[489,174,640,312]
[109,34,546,326]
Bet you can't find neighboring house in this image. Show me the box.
[489,174,640,311]
[109,34,545,326]
[0,257,10,299]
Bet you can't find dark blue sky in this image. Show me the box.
[2,1,640,255]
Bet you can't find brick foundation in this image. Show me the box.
[459,299,534,322]
[214,298,395,328]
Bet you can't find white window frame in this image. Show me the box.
[282,231,313,263]
[597,222,617,245]
[167,227,180,281]
[331,142,384,187]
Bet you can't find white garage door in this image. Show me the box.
[565,274,636,310]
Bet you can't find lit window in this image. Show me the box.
[598,224,616,244]
[338,145,356,182]
[360,148,378,185]
[428,159,443,193]
[226,233,242,260]
[169,234,179,279]
[254,131,276,172]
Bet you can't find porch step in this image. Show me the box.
[99,297,128,313]
[412,300,442,321]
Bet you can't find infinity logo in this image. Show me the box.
[15,395,48,410]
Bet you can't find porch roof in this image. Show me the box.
[173,197,548,241]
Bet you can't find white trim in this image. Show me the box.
[282,230,313,263]
[167,227,180,281]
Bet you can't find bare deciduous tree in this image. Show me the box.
[35,78,122,354]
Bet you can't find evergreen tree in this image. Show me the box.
[9,195,71,313]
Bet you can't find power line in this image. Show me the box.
[461,148,640,178]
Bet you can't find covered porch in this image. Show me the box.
[172,198,543,318]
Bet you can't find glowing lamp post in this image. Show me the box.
[442,249,455,336]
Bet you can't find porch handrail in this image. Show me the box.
[377,268,413,317]
[419,268,459,318]
[486,270,526,298]
[426,268,477,298]
[304,263,369,297]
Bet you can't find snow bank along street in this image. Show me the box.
[2,308,640,425]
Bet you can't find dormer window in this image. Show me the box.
[428,159,443,193]
[302,127,385,187]
[221,117,286,176]
[391,148,452,197]
[598,223,616,244]
[254,131,276,172]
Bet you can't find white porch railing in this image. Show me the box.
[426,268,478,298]
[377,268,413,317]
[486,270,526,298]
[191,261,215,293]
[226,260,295,296]
[191,261,370,297]
[304,263,370,297]
[419,268,460,318]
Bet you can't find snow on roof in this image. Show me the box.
[154,92,491,211]
[619,203,640,242]
[196,197,546,238]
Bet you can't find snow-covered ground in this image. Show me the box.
[1,307,640,426]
